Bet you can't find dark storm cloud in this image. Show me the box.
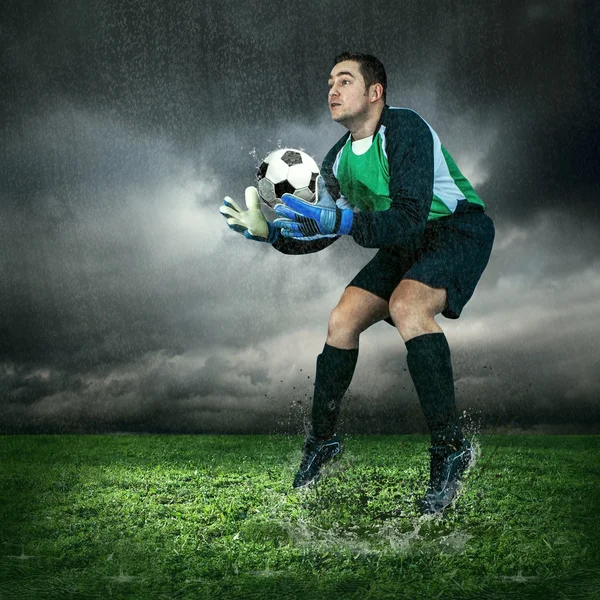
[3,0,597,217]
[0,100,366,372]
[0,0,599,433]
[434,1,600,224]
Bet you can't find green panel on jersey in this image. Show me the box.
[441,146,486,210]
[336,134,392,212]
[430,195,454,220]
[335,132,485,219]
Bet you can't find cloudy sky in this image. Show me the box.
[1,0,599,434]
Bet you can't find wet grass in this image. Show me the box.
[0,434,599,599]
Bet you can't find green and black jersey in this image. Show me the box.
[273,105,485,255]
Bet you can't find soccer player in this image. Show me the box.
[219,52,495,514]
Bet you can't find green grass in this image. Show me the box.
[0,434,599,599]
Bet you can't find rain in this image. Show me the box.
[1,0,599,434]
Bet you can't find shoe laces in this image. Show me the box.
[300,436,329,468]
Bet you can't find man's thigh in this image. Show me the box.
[345,210,494,325]
[390,278,448,319]
[346,248,415,304]
[333,285,390,332]
[404,211,495,319]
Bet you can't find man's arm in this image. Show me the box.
[319,132,351,205]
[271,235,339,255]
[349,110,434,253]
[272,112,434,253]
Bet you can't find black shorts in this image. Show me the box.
[347,201,495,321]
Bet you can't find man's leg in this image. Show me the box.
[389,279,472,512]
[311,285,390,439]
[293,286,389,488]
[389,279,462,446]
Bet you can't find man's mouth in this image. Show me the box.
[330,102,341,108]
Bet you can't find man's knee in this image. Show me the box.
[389,280,446,339]
[326,287,390,348]
[328,301,361,338]
[390,281,445,319]
[389,295,425,326]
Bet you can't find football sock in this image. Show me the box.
[405,332,463,447]
[311,343,359,440]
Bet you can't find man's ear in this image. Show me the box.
[370,83,383,102]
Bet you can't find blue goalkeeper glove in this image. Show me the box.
[219,187,279,243]
[272,176,353,241]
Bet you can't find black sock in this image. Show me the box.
[405,332,463,447]
[311,343,359,440]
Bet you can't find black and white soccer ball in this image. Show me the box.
[256,148,320,208]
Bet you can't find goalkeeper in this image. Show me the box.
[220,52,495,515]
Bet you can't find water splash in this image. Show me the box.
[376,519,423,552]
[105,566,143,583]
[248,147,258,161]
[6,543,37,560]
[501,571,539,583]
[248,514,473,558]
[461,409,483,437]
[439,531,473,554]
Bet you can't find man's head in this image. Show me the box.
[328,52,387,127]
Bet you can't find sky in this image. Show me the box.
[1,0,599,434]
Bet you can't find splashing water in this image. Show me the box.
[251,513,474,559]
[501,571,539,583]
[105,565,143,583]
[376,519,424,552]
[461,408,483,437]
[248,147,258,162]
[6,543,37,560]
[439,531,473,554]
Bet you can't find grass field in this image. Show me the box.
[1,434,599,599]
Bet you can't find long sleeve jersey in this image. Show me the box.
[273,105,485,256]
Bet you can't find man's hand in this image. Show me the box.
[272,176,353,241]
[219,187,279,243]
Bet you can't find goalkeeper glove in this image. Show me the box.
[272,176,353,240]
[219,187,279,243]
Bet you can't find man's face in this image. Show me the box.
[328,60,371,125]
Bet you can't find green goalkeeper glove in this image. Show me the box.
[219,187,279,243]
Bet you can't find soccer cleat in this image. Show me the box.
[293,432,343,488]
[420,438,474,515]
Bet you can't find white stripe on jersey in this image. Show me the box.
[385,107,465,212]
[331,141,354,209]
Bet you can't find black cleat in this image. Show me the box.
[420,438,474,515]
[293,433,343,488]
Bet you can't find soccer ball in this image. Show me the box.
[256,148,320,208]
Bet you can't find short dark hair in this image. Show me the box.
[333,52,387,103]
